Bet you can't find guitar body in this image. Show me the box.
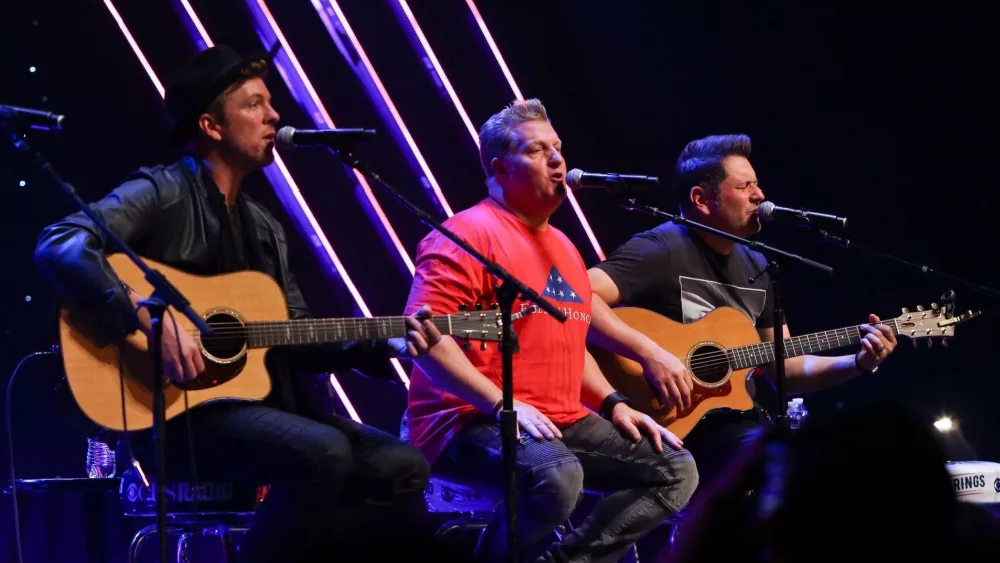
[589,306,760,439]
[59,254,287,431]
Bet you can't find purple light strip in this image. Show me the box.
[311,0,455,218]
[465,0,606,261]
[102,0,165,97]
[391,0,479,144]
[464,0,523,101]
[246,0,416,277]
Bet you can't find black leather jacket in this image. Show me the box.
[34,156,381,412]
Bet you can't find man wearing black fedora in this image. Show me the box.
[34,45,444,561]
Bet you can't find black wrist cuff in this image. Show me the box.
[600,391,630,420]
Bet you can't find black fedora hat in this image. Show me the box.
[164,45,270,148]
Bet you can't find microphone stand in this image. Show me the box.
[2,115,212,563]
[617,196,833,435]
[329,146,567,563]
[811,228,1000,303]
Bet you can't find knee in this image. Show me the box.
[307,430,354,484]
[383,442,431,497]
[525,461,584,524]
[653,449,699,513]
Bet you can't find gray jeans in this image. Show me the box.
[433,413,699,563]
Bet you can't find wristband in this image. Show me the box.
[600,391,630,420]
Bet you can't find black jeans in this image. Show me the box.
[681,407,771,491]
[131,402,432,562]
[433,413,699,563]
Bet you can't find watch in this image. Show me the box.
[600,391,631,420]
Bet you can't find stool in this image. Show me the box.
[424,475,644,561]
[120,467,268,563]
[3,477,126,562]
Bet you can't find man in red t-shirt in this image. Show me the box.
[404,99,698,562]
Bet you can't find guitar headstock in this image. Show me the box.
[448,303,505,348]
[892,302,982,347]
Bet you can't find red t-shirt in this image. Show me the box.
[404,198,593,464]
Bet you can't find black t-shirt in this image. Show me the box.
[597,221,777,482]
[596,221,774,329]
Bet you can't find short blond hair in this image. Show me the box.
[478,98,550,177]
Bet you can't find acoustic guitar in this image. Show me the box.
[589,303,980,438]
[59,254,503,431]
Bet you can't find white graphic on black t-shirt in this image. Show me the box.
[679,275,767,326]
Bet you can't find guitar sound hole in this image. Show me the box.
[201,313,248,361]
[689,345,730,384]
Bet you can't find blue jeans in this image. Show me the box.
[433,413,699,563]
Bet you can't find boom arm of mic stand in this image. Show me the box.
[334,149,567,321]
[621,199,835,276]
[813,228,1000,301]
[3,112,209,563]
[0,124,213,334]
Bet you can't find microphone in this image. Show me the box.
[566,168,659,192]
[0,104,65,131]
[758,201,848,229]
[275,126,376,149]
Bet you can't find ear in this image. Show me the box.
[689,185,713,215]
[490,156,507,178]
[196,113,224,143]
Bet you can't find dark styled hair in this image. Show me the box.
[674,134,752,210]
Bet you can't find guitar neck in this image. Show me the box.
[728,318,901,370]
[245,316,444,348]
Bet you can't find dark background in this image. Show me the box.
[2,0,994,492]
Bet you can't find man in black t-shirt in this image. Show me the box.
[587,134,899,486]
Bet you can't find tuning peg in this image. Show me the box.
[931,302,939,309]
[916,305,925,311]
[490,302,499,310]
[461,339,471,351]
[480,340,488,351]
[941,338,949,347]
[475,302,484,311]
[927,339,933,348]
[459,304,468,312]
[901,307,910,314]
[913,339,919,348]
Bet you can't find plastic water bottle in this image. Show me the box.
[86,438,116,478]
[787,398,808,430]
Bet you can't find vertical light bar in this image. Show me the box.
[391,0,478,144]
[311,0,455,218]
[465,0,606,261]
[246,0,415,276]
[170,0,409,389]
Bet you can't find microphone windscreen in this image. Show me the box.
[275,126,296,148]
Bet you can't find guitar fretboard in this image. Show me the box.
[244,316,453,348]
[727,318,901,370]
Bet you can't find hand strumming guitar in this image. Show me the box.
[640,347,694,411]
[130,292,205,384]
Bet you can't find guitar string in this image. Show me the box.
[177,317,491,338]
